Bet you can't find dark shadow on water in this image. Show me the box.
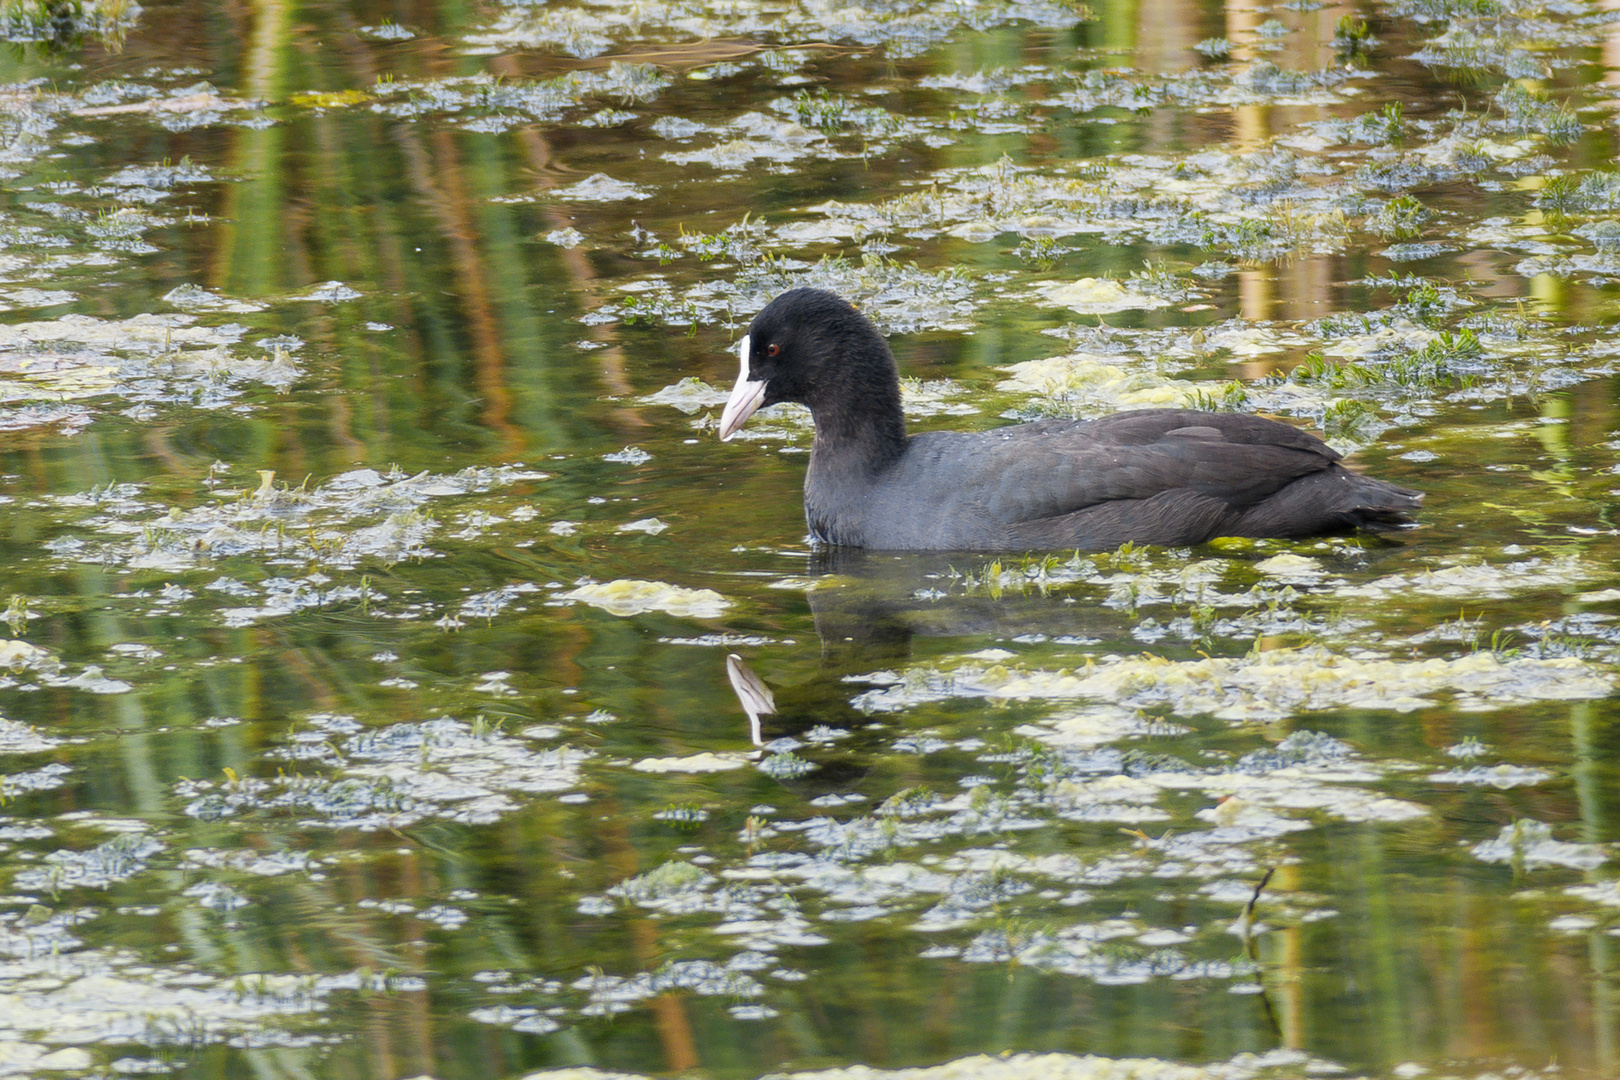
[721,545,1142,753]
[797,536,1416,665]
[804,546,1122,667]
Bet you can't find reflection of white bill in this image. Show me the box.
[725,653,776,747]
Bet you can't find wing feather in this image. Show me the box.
[903,410,1337,525]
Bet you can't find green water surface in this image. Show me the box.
[0,0,1614,1077]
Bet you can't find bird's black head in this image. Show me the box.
[718,288,903,446]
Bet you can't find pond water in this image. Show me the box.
[0,0,1617,1077]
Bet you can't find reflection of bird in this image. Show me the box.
[720,652,872,793]
[719,288,1422,551]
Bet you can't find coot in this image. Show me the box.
[718,288,1422,551]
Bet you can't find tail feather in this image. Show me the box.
[1227,465,1422,539]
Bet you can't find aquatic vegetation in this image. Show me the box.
[1040,278,1172,314]
[550,173,652,201]
[1295,328,1487,392]
[662,113,825,170]
[0,0,136,46]
[366,66,670,127]
[40,464,547,581]
[182,714,591,829]
[1367,194,1428,240]
[852,646,1611,721]
[1332,15,1375,62]
[562,579,729,618]
[1493,81,1582,145]
[466,0,1088,60]
[1471,819,1606,870]
[0,0,1612,1073]
[1536,170,1620,215]
[600,252,976,333]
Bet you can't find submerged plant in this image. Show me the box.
[1320,398,1385,443]
[791,88,850,132]
[1390,0,1499,20]
[2,595,28,636]
[1368,194,1428,240]
[1537,171,1620,216]
[1291,327,1484,392]
[654,802,708,829]
[758,750,815,778]
[1388,328,1484,384]
[1184,381,1249,412]
[1494,81,1582,145]
[0,0,133,48]
[1354,103,1405,146]
[1333,15,1374,53]
[1400,282,1446,325]
[878,785,939,816]
[1290,351,1376,390]
[1201,204,1350,262]
[1015,235,1064,269]
[617,860,709,901]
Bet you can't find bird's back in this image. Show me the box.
[806,409,1420,551]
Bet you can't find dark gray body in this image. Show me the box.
[726,289,1422,553]
[802,408,1422,552]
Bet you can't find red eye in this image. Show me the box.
[767,343,780,357]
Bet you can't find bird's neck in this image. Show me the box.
[809,395,907,473]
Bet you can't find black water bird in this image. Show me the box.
[718,288,1422,551]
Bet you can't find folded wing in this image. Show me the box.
[882,410,1418,550]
